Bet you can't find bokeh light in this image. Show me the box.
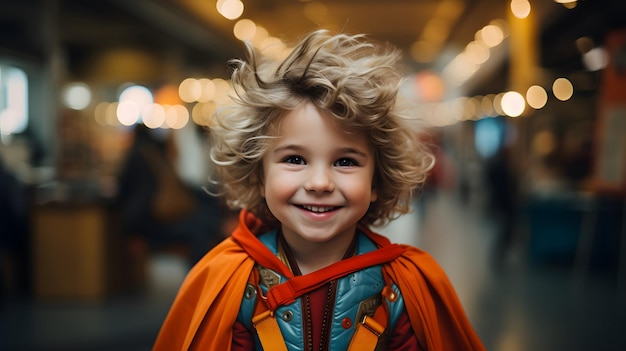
[511,0,531,19]
[480,24,505,47]
[493,93,506,116]
[117,85,153,125]
[526,85,548,109]
[216,0,244,20]
[501,91,525,117]
[142,103,166,129]
[475,117,504,158]
[179,78,201,103]
[192,102,216,127]
[117,101,140,126]
[164,105,189,129]
[552,78,573,101]
[197,78,216,103]
[481,94,496,117]
[62,82,92,110]
[251,26,269,49]
[583,47,609,71]
[154,84,182,106]
[233,19,256,41]
[415,71,445,102]
[465,41,490,65]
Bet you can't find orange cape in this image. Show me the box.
[153,210,485,351]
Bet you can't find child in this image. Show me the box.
[153,30,485,351]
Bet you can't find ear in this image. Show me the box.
[370,186,378,202]
[370,173,378,202]
[259,177,266,198]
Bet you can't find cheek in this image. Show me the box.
[340,177,377,202]
[261,172,294,202]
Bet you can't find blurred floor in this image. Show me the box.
[2,192,625,350]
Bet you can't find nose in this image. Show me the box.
[304,165,335,193]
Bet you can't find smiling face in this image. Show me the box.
[260,102,378,259]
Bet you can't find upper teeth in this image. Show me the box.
[303,205,334,213]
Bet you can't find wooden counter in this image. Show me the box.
[31,203,119,301]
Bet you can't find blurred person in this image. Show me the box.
[484,144,519,264]
[172,123,240,237]
[153,30,485,350]
[413,130,457,222]
[0,159,29,301]
[115,124,223,270]
[421,132,457,195]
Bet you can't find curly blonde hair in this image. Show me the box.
[209,30,434,227]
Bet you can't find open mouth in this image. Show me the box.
[299,205,337,213]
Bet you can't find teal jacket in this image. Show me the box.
[237,229,405,350]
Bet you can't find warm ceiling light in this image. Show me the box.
[501,91,525,117]
[480,95,495,117]
[510,0,531,19]
[234,19,256,41]
[198,78,216,103]
[178,78,201,103]
[192,102,216,127]
[493,93,505,116]
[142,104,166,129]
[480,24,504,47]
[526,85,548,109]
[217,0,244,20]
[552,78,573,101]
[461,97,479,120]
[465,41,490,65]
[164,105,189,129]
[251,26,268,49]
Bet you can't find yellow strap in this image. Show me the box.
[252,310,289,351]
[348,315,385,351]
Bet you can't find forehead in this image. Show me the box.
[274,103,361,134]
[271,103,368,145]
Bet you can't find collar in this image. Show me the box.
[232,209,406,311]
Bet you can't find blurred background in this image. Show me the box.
[1,0,626,350]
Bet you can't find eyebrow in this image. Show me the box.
[272,144,304,153]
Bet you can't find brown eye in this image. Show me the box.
[283,155,306,165]
[334,158,358,167]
